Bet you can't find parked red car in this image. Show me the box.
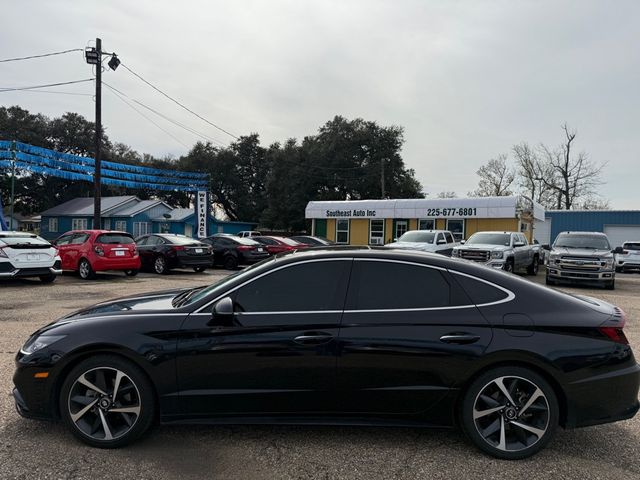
[53,230,141,279]
[252,236,309,255]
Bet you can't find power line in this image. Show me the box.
[120,63,238,140]
[103,84,190,149]
[0,48,83,63]
[1,89,93,97]
[103,81,225,146]
[0,78,94,92]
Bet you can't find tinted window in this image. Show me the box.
[624,242,640,250]
[96,233,134,244]
[445,232,455,244]
[347,261,451,310]
[136,236,149,246]
[145,236,160,246]
[234,260,350,312]
[55,234,74,246]
[453,273,509,305]
[70,233,89,244]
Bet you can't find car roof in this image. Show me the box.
[558,231,608,236]
[469,231,516,235]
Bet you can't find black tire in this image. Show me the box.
[124,269,139,277]
[39,273,57,283]
[526,256,539,276]
[59,355,156,448]
[503,259,514,273]
[192,266,207,273]
[223,255,238,270]
[78,258,95,280]
[461,366,559,460]
[153,256,169,274]
[604,279,615,290]
[545,274,556,286]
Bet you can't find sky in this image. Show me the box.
[1,0,638,208]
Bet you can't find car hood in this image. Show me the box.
[385,241,436,251]
[552,247,612,257]
[458,243,508,251]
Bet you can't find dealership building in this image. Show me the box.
[305,196,544,245]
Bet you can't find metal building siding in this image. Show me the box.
[546,211,640,244]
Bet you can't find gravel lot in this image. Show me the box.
[1,268,639,479]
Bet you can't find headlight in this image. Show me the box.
[491,251,504,259]
[549,253,560,262]
[20,335,66,355]
[604,259,614,269]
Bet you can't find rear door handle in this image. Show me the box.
[439,333,481,344]
[293,333,334,345]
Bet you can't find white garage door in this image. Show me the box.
[604,225,640,249]
[534,218,552,245]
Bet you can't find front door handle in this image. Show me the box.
[439,333,481,344]
[293,333,334,345]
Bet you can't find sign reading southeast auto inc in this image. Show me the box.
[195,190,208,238]
[305,197,530,220]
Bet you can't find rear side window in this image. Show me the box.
[452,273,509,305]
[346,260,453,310]
[96,233,134,244]
[234,260,351,312]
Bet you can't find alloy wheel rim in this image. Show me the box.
[79,261,90,278]
[68,367,141,441]
[473,375,549,452]
[154,257,165,273]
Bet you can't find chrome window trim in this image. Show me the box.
[448,269,516,307]
[352,257,446,271]
[194,258,353,313]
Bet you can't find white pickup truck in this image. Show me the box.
[451,231,539,274]
[384,230,459,256]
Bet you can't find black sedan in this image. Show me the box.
[289,235,335,247]
[135,233,213,274]
[12,248,639,458]
[201,235,269,269]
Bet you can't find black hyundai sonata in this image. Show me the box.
[13,248,639,459]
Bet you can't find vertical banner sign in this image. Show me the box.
[195,191,208,238]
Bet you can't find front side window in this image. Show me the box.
[346,260,453,310]
[369,219,384,245]
[234,260,351,312]
[445,232,455,244]
[336,219,349,244]
[72,218,88,230]
[70,233,89,245]
[418,219,435,230]
[55,234,73,246]
[48,218,58,233]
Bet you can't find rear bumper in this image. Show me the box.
[565,363,640,428]
[0,263,62,278]
[173,253,214,268]
[91,256,141,272]
[617,259,640,270]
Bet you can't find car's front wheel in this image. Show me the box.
[461,366,559,460]
[60,355,155,448]
[526,256,539,275]
[193,266,207,273]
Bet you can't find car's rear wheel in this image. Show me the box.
[124,269,139,277]
[39,273,57,283]
[527,257,539,275]
[461,366,559,460]
[153,256,169,274]
[60,355,155,448]
[192,266,207,273]
[78,259,95,280]
[223,255,238,270]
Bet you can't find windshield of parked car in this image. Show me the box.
[554,235,611,250]
[0,234,51,247]
[466,233,511,246]
[96,233,134,244]
[623,242,640,250]
[397,231,435,243]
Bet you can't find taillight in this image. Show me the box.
[94,245,104,256]
[237,246,255,251]
[599,307,628,344]
[173,245,185,251]
[132,245,138,255]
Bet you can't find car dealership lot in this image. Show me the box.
[1,270,640,479]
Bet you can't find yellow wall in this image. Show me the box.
[385,219,394,243]
[436,219,446,230]
[408,219,417,231]
[350,219,370,245]
[327,218,336,242]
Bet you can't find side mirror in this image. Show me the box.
[437,239,446,245]
[514,241,525,247]
[209,296,234,326]
[613,246,624,254]
[542,244,550,250]
[460,240,466,245]
[393,238,398,242]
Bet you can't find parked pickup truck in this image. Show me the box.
[451,231,539,274]
[384,230,458,256]
[545,231,621,289]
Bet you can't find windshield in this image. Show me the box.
[466,233,511,246]
[397,231,435,243]
[0,234,51,247]
[554,235,610,249]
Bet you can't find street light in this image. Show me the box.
[84,47,99,65]
[107,54,120,71]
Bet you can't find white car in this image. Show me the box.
[0,231,62,283]
[615,241,640,272]
[237,231,262,238]
[384,230,459,256]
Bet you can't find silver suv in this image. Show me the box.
[452,231,538,274]
[545,231,618,289]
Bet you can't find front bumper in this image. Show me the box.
[546,266,614,282]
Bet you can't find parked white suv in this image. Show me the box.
[0,231,62,283]
[384,230,459,256]
[615,241,640,272]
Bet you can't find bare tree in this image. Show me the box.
[469,154,515,197]
[512,142,556,208]
[538,124,605,210]
[576,196,611,210]
[437,191,457,198]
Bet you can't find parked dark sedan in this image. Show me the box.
[135,233,213,274]
[201,235,269,270]
[252,235,308,254]
[289,235,335,247]
[12,248,639,459]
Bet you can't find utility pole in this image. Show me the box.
[93,38,102,230]
[380,157,386,199]
[10,141,15,230]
